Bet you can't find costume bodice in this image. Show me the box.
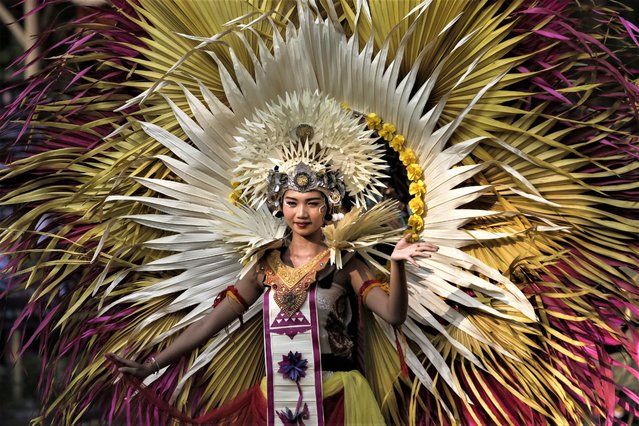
[260,249,355,360]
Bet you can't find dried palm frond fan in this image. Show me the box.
[1,0,638,424]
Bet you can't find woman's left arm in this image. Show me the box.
[348,235,438,325]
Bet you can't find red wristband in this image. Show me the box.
[213,285,250,325]
[213,285,249,310]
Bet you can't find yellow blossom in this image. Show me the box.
[389,134,405,151]
[340,101,351,111]
[409,180,426,196]
[231,181,240,189]
[379,123,396,141]
[407,214,424,232]
[399,148,416,166]
[406,163,423,181]
[408,196,425,216]
[403,229,419,242]
[366,113,381,130]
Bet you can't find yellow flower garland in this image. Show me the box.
[363,111,426,241]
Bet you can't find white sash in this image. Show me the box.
[264,286,323,425]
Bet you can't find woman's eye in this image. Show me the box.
[286,202,296,207]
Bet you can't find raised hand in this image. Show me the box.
[390,234,438,267]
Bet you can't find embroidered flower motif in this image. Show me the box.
[228,181,243,205]
[404,229,419,242]
[278,351,308,383]
[277,403,310,426]
[365,112,381,130]
[227,190,241,206]
[361,112,426,240]
[399,148,417,166]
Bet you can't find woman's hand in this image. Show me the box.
[106,353,154,379]
[390,234,438,267]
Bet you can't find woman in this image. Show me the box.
[110,183,437,424]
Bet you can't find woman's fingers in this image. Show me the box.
[406,243,438,263]
[106,353,150,378]
[416,242,438,251]
[118,363,147,377]
[392,239,439,264]
[415,252,431,258]
[108,354,132,366]
[411,244,436,257]
[107,353,142,369]
[119,366,140,375]
[106,353,127,365]
[406,257,420,267]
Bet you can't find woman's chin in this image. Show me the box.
[292,225,322,237]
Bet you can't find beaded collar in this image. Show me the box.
[264,249,329,317]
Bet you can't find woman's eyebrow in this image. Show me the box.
[283,196,323,202]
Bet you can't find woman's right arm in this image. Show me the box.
[108,266,263,378]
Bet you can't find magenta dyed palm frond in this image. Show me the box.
[1,0,144,160]
[501,1,639,422]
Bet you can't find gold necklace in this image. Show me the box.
[264,249,330,317]
[269,249,329,289]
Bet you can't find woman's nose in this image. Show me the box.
[296,204,309,217]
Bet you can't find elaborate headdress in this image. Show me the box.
[2,1,639,425]
[231,91,386,214]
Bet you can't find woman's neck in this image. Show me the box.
[288,230,326,257]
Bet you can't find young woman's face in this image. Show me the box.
[282,190,326,236]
